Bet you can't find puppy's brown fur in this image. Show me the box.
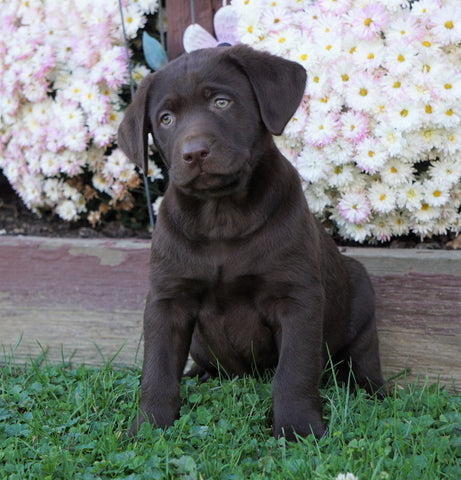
[118,45,385,440]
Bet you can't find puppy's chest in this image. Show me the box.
[195,269,277,370]
[200,267,263,315]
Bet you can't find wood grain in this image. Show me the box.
[1,237,460,389]
[166,0,223,59]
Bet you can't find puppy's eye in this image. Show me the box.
[214,98,230,109]
[160,113,174,126]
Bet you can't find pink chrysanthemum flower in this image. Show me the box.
[337,191,371,224]
[261,7,294,33]
[383,15,425,45]
[304,112,339,147]
[340,110,369,144]
[430,4,461,46]
[348,4,388,41]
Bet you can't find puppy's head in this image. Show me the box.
[118,45,306,198]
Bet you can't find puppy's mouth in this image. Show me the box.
[189,171,243,196]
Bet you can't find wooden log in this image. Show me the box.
[0,236,460,389]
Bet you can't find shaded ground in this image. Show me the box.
[0,173,151,239]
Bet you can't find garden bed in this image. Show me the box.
[1,235,460,389]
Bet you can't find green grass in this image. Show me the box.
[1,352,460,480]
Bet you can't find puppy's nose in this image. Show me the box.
[182,140,210,166]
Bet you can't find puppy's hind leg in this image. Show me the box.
[184,336,219,382]
[344,257,386,398]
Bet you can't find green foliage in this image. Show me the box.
[1,354,460,479]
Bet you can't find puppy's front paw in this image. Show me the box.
[125,413,147,438]
[273,410,326,441]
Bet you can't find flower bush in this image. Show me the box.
[232,0,461,242]
[0,0,162,225]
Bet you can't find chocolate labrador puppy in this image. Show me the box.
[118,44,385,440]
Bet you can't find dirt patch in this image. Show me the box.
[0,173,151,239]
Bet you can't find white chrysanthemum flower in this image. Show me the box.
[368,182,397,213]
[122,5,147,38]
[290,41,319,70]
[61,183,81,203]
[284,104,308,139]
[2,161,20,184]
[105,148,131,178]
[31,99,54,124]
[309,92,343,116]
[43,178,62,204]
[305,65,330,98]
[93,173,111,194]
[374,123,408,156]
[56,200,79,221]
[63,128,89,153]
[386,102,421,131]
[433,72,461,102]
[398,183,424,211]
[432,101,460,129]
[136,0,159,15]
[430,4,461,46]
[147,160,163,182]
[380,158,414,185]
[440,127,461,155]
[232,0,263,12]
[428,159,461,185]
[338,221,373,243]
[375,0,410,12]
[152,196,163,216]
[413,127,445,152]
[54,101,86,130]
[304,112,339,147]
[433,208,459,235]
[423,180,451,207]
[297,145,331,182]
[383,14,424,45]
[353,40,385,71]
[305,183,331,215]
[323,141,354,165]
[93,124,116,147]
[119,164,137,182]
[387,211,411,237]
[371,216,394,243]
[383,44,420,76]
[263,27,299,56]
[344,73,381,113]
[40,151,60,176]
[313,31,343,63]
[330,58,357,95]
[340,110,369,144]
[260,7,294,33]
[355,137,389,173]
[413,202,440,222]
[237,13,264,46]
[411,0,441,19]
[406,79,432,105]
[131,64,151,84]
[317,0,352,14]
[329,163,356,188]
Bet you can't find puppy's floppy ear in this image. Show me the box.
[228,44,307,135]
[117,73,156,174]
